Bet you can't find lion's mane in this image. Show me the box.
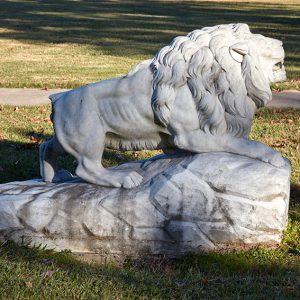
[150,23,272,138]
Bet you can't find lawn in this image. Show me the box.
[0,0,299,298]
[0,0,299,90]
[0,105,299,298]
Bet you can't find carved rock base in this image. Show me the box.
[0,153,291,257]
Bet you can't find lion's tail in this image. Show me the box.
[49,91,67,123]
[49,91,66,104]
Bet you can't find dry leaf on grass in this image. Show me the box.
[24,281,33,288]
[43,117,52,124]
[39,106,46,113]
[28,130,45,145]
[30,135,40,144]
[42,270,56,278]
[29,117,41,123]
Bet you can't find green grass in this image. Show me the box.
[0,2,299,297]
[0,240,299,299]
[0,0,299,90]
[0,241,300,299]
[0,105,299,298]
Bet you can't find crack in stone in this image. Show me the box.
[99,204,133,229]
[205,180,287,203]
[195,224,217,248]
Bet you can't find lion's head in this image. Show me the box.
[150,23,286,137]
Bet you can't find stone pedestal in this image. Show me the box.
[0,153,290,258]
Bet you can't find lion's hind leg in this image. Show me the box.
[73,133,143,189]
[39,136,73,182]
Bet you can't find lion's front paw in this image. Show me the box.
[263,150,285,168]
[121,171,143,189]
[269,153,285,168]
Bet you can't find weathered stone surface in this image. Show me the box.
[0,153,290,257]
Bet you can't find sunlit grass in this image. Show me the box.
[0,1,299,297]
[0,0,299,89]
[250,108,300,184]
[0,40,141,88]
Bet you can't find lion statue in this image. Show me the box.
[40,23,286,188]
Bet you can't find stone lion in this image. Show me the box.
[40,23,286,188]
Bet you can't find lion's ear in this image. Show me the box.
[230,42,248,63]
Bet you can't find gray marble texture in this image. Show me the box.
[0,153,291,257]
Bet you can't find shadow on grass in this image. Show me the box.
[0,0,299,73]
[0,138,140,184]
[0,239,299,299]
[291,183,300,204]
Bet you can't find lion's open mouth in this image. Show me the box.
[273,60,284,72]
